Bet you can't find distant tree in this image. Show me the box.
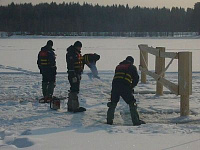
[193,2,200,34]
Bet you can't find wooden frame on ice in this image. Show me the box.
[138,44,192,116]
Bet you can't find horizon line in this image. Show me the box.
[0,1,196,9]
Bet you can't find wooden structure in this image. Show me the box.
[139,44,192,116]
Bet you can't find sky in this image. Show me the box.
[0,0,199,8]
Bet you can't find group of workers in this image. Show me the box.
[37,40,145,126]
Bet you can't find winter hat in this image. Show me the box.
[74,41,82,47]
[126,56,134,64]
[47,40,53,47]
[94,53,100,61]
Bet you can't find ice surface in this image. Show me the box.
[0,37,200,150]
[0,36,200,72]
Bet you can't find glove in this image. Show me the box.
[72,77,77,83]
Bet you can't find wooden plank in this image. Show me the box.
[178,52,192,95]
[139,66,179,95]
[138,44,148,50]
[180,95,190,116]
[155,47,165,95]
[160,52,178,59]
[139,44,178,59]
[178,52,192,116]
[140,49,148,83]
[134,91,173,94]
[138,44,159,56]
[159,77,179,95]
[139,66,159,80]
[147,47,160,56]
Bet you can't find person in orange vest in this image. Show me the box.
[66,41,86,112]
[37,40,57,103]
[107,56,145,126]
[83,53,100,79]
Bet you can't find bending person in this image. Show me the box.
[107,56,145,126]
[83,53,100,79]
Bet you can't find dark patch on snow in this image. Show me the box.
[7,138,34,148]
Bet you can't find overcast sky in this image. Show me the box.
[0,0,199,8]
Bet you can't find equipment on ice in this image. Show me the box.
[50,98,60,110]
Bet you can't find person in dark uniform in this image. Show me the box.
[107,56,145,126]
[83,53,100,79]
[37,40,57,103]
[66,41,86,112]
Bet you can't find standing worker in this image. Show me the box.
[83,53,100,79]
[37,40,57,103]
[66,41,86,112]
[107,56,145,126]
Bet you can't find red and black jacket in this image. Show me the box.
[37,45,56,74]
[66,45,84,75]
[113,60,139,88]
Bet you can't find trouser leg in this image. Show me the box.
[42,74,48,97]
[42,81,48,97]
[67,92,86,113]
[129,101,141,126]
[107,102,117,125]
[67,92,72,111]
[107,86,120,125]
[67,74,86,112]
[120,86,145,126]
[67,91,79,111]
[42,73,56,98]
[47,82,55,98]
[68,74,80,93]
[67,91,86,112]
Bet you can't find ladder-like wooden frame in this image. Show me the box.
[139,44,192,116]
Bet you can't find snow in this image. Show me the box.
[0,37,200,150]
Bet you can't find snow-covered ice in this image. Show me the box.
[0,37,200,150]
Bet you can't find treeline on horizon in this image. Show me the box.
[0,2,200,34]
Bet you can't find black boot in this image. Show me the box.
[68,92,86,113]
[139,120,146,124]
[133,120,146,126]
[73,107,86,113]
[129,102,145,126]
[106,102,117,125]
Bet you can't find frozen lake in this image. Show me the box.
[0,36,200,72]
[0,36,200,149]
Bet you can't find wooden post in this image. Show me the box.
[140,48,148,83]
[178,52,192,116]
[155,47,165,95]
[180,95,190,116]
